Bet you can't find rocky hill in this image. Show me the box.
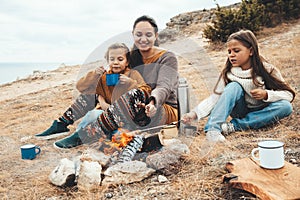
[159,3,240,43]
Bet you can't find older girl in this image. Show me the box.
[182,29,295,142]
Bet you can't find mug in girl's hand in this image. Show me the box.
[251,140,284,169]
[20,144,41,160]
[106,74,120,86]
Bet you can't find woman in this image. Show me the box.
[130,15,179,126]
[182,29,295,142]
[54,15,179,148]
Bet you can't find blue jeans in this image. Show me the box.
[76,109,104,131]
[204,82,293,132]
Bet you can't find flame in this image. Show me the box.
[111,129,133,148]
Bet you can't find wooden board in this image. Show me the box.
[223,158,300,200]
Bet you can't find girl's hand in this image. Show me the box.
[250,89,268,100]
[145,101,157,117]
[182,111,197,125]
[119,74,134,85]
[97,95,110,110]
[95,66,105,75]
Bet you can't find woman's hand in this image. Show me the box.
[250,89,268,100]
[182,111,197,125]
[145,100,157,118]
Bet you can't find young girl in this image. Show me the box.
[36,43,151,147]
[182,29,295,142]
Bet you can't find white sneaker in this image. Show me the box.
[221,122,235,136]
[206,131,226,142]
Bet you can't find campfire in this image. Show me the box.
[49,123,190,190]
[110,128,160,163]
[108,128,145,163]
[111,130,133,148]
[98,128,135,155]
[101,127,164,162]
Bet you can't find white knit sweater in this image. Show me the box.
[193,62,294,120]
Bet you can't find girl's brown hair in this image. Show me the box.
[105,43,130,67]
[215,29,295,101]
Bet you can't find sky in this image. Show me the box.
[0,0,240,64]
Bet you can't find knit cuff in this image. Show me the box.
[147,96,156,105]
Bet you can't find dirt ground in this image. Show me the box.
[0,20,299,200]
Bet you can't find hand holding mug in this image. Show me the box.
[119,74,134,85]
[182,111,197,125]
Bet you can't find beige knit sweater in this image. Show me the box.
[193,62,294,120]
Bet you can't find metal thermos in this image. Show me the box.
[178,77,190,134]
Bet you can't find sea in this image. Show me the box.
[0,62,75,85]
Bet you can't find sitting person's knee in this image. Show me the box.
[280,100,293,116]
[273,100,293,117]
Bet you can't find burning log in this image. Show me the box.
[111,121,181,163]
[117,135,144,163]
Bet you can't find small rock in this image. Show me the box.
[158,175,168,183]
[77,160,102,191]
[146,148,181,170]
[148,189,157,194]
[105,193,113,199]
[20,135,32,142]
[165,143,190,155]
[80,148,111,167]
[285,148,292,154]
[290,158,297,164]
[102,161,155,185]
[49,158,76,187]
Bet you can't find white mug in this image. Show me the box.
[251,140,284,169]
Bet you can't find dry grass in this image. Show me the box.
[0,20,299,200]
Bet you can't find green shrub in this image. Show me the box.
[203,0,300,42]
[260,0,300,27]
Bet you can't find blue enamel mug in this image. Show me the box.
[106,74,120,86]
[20,144,41,160]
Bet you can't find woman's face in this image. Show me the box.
[107,48,128,74]
[133,21,157,52]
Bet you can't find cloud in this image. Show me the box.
[0,0,240,63]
